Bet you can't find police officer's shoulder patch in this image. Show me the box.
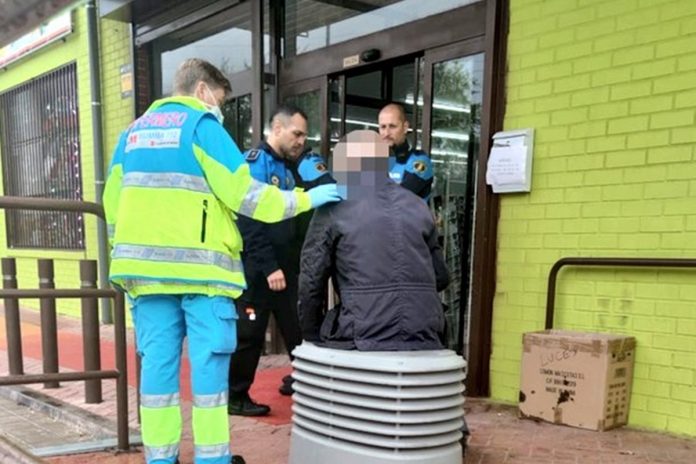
[413,161,427,172]
[245,149,261,161]
[407,151,433,180]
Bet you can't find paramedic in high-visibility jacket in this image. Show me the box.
[103,58,341,464]
[378,102,434,200]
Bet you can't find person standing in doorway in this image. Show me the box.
[228,105,335,416]
[378,102,434,200]
[103,59,341,464]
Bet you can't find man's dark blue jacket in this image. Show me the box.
[298,174,449,351]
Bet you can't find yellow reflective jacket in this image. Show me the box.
[103,96,311,298]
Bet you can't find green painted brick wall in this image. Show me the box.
[492,0,696,437]
[100,17,134,160]
[0,3,133,317]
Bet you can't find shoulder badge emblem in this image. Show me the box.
[245,149,260,161]
[413,161,427,172]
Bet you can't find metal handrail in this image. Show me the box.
[546,257,696,329]
[0,197,129,451]
[0,196,105,218]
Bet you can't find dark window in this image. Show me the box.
[284,0,477,57]
[223,94,252,151]
[0,62,84,250]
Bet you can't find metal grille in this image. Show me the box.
[0,62,84,250]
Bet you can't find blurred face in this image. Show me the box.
[269,113,308,160]
[332,134,389,172]
[378,106,409,148]
[333,131,390,199]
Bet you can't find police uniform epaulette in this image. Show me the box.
[245,149,261,161]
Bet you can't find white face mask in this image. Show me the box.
[208,105,225,125]
[202,84,224,124]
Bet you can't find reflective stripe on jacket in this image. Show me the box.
[103,96,312,298]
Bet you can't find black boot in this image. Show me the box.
[228,393,270,416]
[278,374,295,396]
[175,454,245,463]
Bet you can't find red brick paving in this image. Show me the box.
[1,309,695,464]
[463,400,696,464]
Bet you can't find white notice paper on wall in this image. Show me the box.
[486,144,527,185]
[486,128,534,193]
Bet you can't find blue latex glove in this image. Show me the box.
[308,183,342,208]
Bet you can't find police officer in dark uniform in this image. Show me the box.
[378,102,434,200]
[228,104,335,416]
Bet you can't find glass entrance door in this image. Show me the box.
[278,39,484,355]
[328,57,421,153]
[422,40,485,356]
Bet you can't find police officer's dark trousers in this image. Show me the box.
[228,270,302,397]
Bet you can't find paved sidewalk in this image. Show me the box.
[464,400,696,463]
[1,308,695,463]
[41,399,696,464]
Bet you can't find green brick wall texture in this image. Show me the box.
[0,3,133,316]
[493,0,696,437]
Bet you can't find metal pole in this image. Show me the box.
[545,257,696,329]
[2,258,24,375]
[113,290,130,450]
[80,260,102,403]
[251,0,264,145]
[86,0,113,324]
[0,369,119,386]
[38,259,59,388]
[1,288,117,298]
[0,197,104,218]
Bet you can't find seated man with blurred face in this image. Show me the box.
[297,130,449,351]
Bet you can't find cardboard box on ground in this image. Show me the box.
[519,330,635,431]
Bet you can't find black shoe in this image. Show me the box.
[228,394,270,416]
[279,374,295,396]
[175,455,245,463]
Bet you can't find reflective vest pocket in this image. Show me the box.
[211,299,238,354]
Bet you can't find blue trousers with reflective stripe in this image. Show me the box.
[132,294,239,464]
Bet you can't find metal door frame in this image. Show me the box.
[420,35,485,363]
[279,2,487,84]
[276,0,508,397]
[421,36,486,154]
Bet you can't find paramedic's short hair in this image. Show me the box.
[173,58,232,98]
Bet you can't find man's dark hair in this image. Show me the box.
[173,58,232,98]
[269,103,308,126]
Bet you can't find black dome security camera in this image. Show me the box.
[360,48,381,63]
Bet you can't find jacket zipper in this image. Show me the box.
[200,199,208,243]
